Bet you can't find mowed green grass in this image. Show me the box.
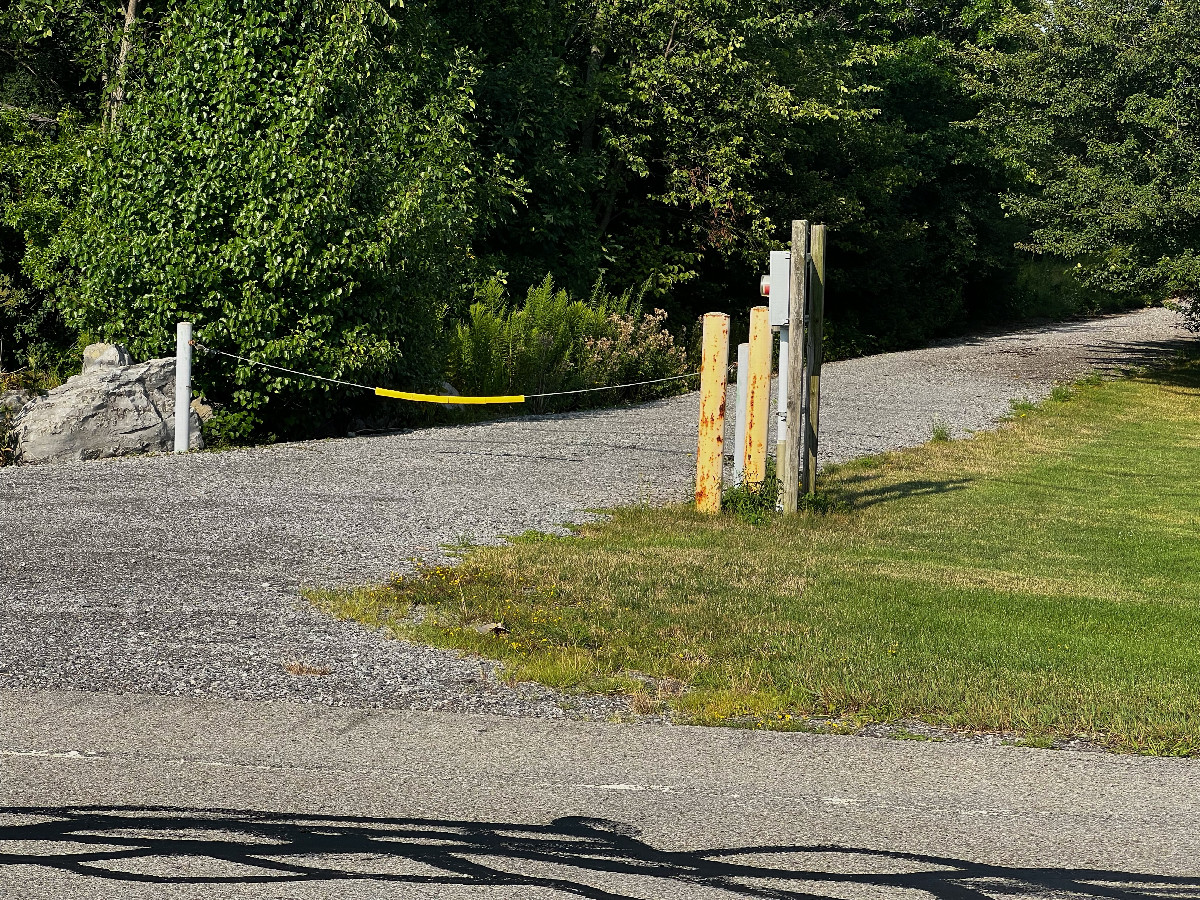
[309,362,1200,754]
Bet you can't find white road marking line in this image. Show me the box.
[0,749,103,760]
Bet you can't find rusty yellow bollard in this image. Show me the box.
[743,305,771,488]
[695,312,730,514]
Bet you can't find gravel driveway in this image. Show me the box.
[0,307,1192,716]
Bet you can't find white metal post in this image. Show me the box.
[174,321,192,453]
[775,326,788,505]
[734,342,749,484]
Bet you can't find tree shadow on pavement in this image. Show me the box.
[0,806,1193,899]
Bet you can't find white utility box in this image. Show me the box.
[767,250,791,326]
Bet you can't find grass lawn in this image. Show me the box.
[308,360,1200,755]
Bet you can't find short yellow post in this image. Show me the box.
[695,312,730,514]
[743,305,771,488]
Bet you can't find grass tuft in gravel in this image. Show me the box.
[310,361,1200,754]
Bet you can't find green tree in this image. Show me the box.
[51,0,505,438]
[0,0,106,371]
[0,107,92,371]
[432,0,859,312]
[755,0,1036,353]
[436,0,1037,352]
[976,0,1200,317]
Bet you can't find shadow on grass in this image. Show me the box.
[0,806,1191,898]
[1135,350,1200,391]
[829,474,973,511]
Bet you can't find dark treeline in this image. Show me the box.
[1,0,1196,439]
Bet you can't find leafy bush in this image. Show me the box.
[447,275,690,412]
[1009,257,1138,322]
[977,0,1200,309]
[0,108,87,372]
[48,0,500,440]
[1169,294,1200,333]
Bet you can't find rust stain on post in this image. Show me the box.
[743,305,771,488]
[695,312,730,514]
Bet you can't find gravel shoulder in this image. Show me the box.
[0,307,1192,715]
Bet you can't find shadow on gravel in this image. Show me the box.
[0,806,1192,899]
[1075,338,1197,372]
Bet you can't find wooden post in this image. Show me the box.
[804,225,827,496]
[774,325,788,502]
[781,220,809,514]
[744,305,771,488]
[695,312,730,514]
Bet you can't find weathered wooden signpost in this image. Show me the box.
[760,219,827,512]
[803,224,827,496]
[781,221,809,513]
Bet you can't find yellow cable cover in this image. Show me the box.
[375,387,525,405]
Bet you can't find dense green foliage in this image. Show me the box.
[66,0,495,438]
[1,0,1194,438]
[447,276,687,411]
[976,0,1200,316]
[0,109,82,371]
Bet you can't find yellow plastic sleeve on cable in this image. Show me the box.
[374,387,525,405]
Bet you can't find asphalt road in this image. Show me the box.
[2,689,1198,899]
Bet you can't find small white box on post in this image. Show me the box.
[767,250,791,327]
[174,321,192,454]
[733,342,749,484]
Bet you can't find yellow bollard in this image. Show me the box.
[695,312,730,514]
[743,306,771,488]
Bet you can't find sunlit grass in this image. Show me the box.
[309,360,1200,754]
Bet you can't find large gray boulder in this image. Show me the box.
[82,342,133,372]
[0,389,33,416]
[13,349,203,464]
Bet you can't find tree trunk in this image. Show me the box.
[579,43,605,155]
[107,0,138,129]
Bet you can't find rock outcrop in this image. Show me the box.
[81,343,133,372]
[0,389,32,416]
[13,344,203,464]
